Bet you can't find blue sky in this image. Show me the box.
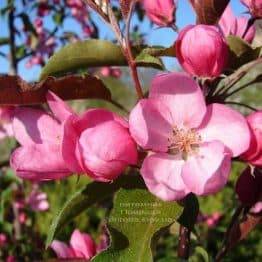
[0,0,247,81]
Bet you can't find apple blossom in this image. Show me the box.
[176,25,228,78]
[142,0,176,27]
[241,111,262,167]
[129,72,250,201]
[241,0,262,18]
[10,91,73,181]
[219,5,255,43]
[62,108,138,182]
[51,229,97,259]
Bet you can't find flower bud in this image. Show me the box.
[241,0,262,18]
[62,109,138,182]
[235,167,261,206]
[176,25,228,78]
[142,0,176,27]
[219,5,256,43]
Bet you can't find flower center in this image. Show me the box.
[168,127,201,159]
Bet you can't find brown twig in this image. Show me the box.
[8,5,17,75]
[215,205,244,262]
[123,1,143,99]
[177,225,191,259]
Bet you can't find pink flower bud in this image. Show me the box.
[219,5,256,43]
[235,167,262,206]
[241,111,262,167]
[176,25,228,78]
[0,233,7,248]
[62,109,138,182]
[241,0,262,18]
[142,0,176,27]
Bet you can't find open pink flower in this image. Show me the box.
[129,73,250,201]
[176,25,228,78]
[219,5,255,43]
[51,229,96,260]
[142,0,176,27]
[62,108,138,182]
[241,0,262,18]
[241,111,262,167]
[0,106,14,140]
[10,91,73,181]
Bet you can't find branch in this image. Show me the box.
[177,225,191,259]
[8,5,17,75]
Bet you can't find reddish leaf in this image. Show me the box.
[0,75,111,105]
[189,0,229,25]
[227,212,261,250]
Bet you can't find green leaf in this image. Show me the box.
[92,188,184,262]
[178,194,199,230]
[40,40,164,80]
[218,59,262,93]
[0,37,9,46]
[227,36,260,69]
[190,246,210,262]
[135,52,164,70]
[45,175,145,248]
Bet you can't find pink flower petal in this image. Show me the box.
[50,240,75,258]
[129,98,173,152]
[141,153,189,201]
[149,72,206,128]
[198,103,250,157]
[13,107,61,146]
[182,141,231,195]
[10,144,71,181]
[46,91,74,123]
[70,230,96,259]
[79,121,137,164]
[62,115,85,173]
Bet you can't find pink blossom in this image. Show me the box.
[176,25,228,78]
[241,111,262,167]
[51,229,96,260]
[129,72,250,201]
[197,212,223,228]
[10,91,72,181]
[100,67,122,78]
[0,233,7,248]
[19,212,27,224]
[241,0,262,18]
[62,108,138,182]
[142,0,176,27]
[0,106,14,140]
[27,185,49,212]
[219,5,255,43]
[6,256,16,262]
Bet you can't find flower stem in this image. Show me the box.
[123,2,144,99]
[177,225,191,259]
